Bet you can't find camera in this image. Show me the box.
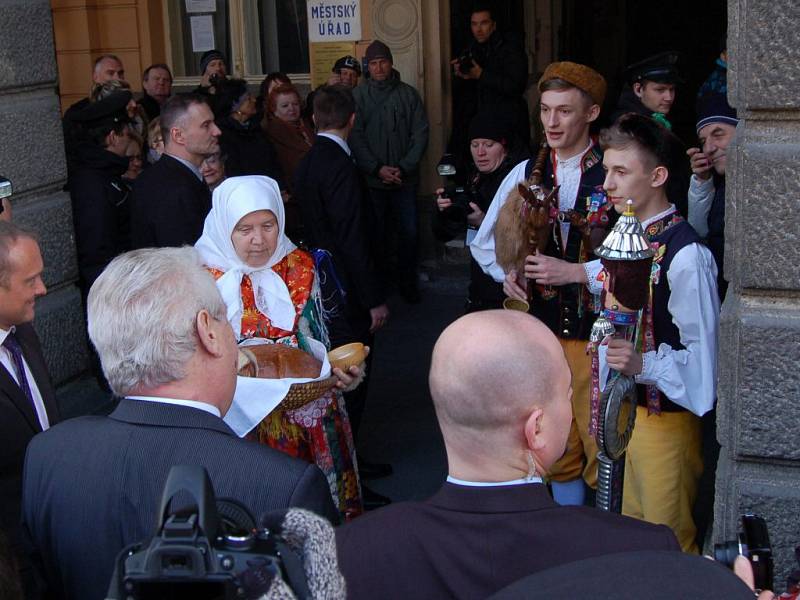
[714,514,774,593]
[209,72,226,86]
[107,465,309,600]
[436,154,473,217]
[456,49,474,74]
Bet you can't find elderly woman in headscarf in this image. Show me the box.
[195,175,363,520]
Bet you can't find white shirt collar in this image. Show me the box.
[555,140,594,167]
[446,475,544,487]
[127,395,222,417]
[317,132,351,156]
[0,325,13,345]
[641,203,677,229]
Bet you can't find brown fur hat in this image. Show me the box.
[538,62,607,107]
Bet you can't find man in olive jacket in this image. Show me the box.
[350,40,429,303]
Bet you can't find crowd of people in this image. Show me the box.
[0,4,767,599]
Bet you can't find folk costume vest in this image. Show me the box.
[637,210,701,413]
[523,142,606,340]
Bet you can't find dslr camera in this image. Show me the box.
[714,514,774,593]
[107,465,309,600]
[455,49,474,74]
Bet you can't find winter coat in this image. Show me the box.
[350,70,430,189]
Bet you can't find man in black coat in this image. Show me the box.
[131,94,220,248]
[0,223,59,596]
[22,247,337,600]
[294,86,392,505]
[294,86,389,357]
[336,311,679,600]
[450,6,530,168]
[139,63,172,121]
[62,54,126,177]
[66,90,134,297]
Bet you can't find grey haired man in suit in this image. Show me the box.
[0,222,59,596]
[22,246,336,600]
[336,310,680,600]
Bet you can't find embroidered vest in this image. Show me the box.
[523,143,607,340]
[637,212,701,413]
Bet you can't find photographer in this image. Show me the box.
[434,112,527,312]
[450,6,529,173]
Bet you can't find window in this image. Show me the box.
[165,0,310,84]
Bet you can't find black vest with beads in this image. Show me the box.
[637,212,701,413]
[523,143,606,341]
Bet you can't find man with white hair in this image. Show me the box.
[336,310,679,600]
[21,247,337,600]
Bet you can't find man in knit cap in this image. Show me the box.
[471,61,610,506]
[687,92,738,302]
[193,48,228,97]
[349,40,429,303]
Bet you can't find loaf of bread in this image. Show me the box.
[237,344,321,379]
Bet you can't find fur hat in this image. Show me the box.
[538,61,607,107]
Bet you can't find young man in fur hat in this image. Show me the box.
[471,61,608,506]
[593,113,719,552]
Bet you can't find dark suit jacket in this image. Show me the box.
[336,482,680,600]
[0,323,59,559]
[22,398,337,600]
[293,136,384,344]
[130,154,211,248]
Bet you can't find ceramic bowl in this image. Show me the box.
[328,342,367,372]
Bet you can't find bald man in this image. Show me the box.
[335,310,679,600]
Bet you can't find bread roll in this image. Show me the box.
[237,344,321,379]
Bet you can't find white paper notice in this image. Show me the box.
[186,0,216,13]
[190,15,215,53]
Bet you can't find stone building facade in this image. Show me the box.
[0,0,87,385]
[714,0,800,584]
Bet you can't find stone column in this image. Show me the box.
[0,0,87,383]
[715,0,800,584]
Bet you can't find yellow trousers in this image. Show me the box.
[623,406,703,553]
[549,339,598,488]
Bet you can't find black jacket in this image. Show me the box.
[337,482,679,600]
[0,323,59,594]
[452,31,529,149]
[434,152,526,310]
[138,92,161,121]
[22,399,337,600]
[68,142,132,294]
[130,154,211,248]
[217,116,285,186]
[293,136,384,344]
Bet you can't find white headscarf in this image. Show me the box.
[195,176,297,338]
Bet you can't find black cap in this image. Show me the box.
[333,55,361,75]
[68,90,132,127]
[696,92,738,133]
[625,51,683,85]
[200,49,226,75]
[468,110,513,145]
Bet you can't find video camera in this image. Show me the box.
[106,465,310,600]
[714,514,774,593]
